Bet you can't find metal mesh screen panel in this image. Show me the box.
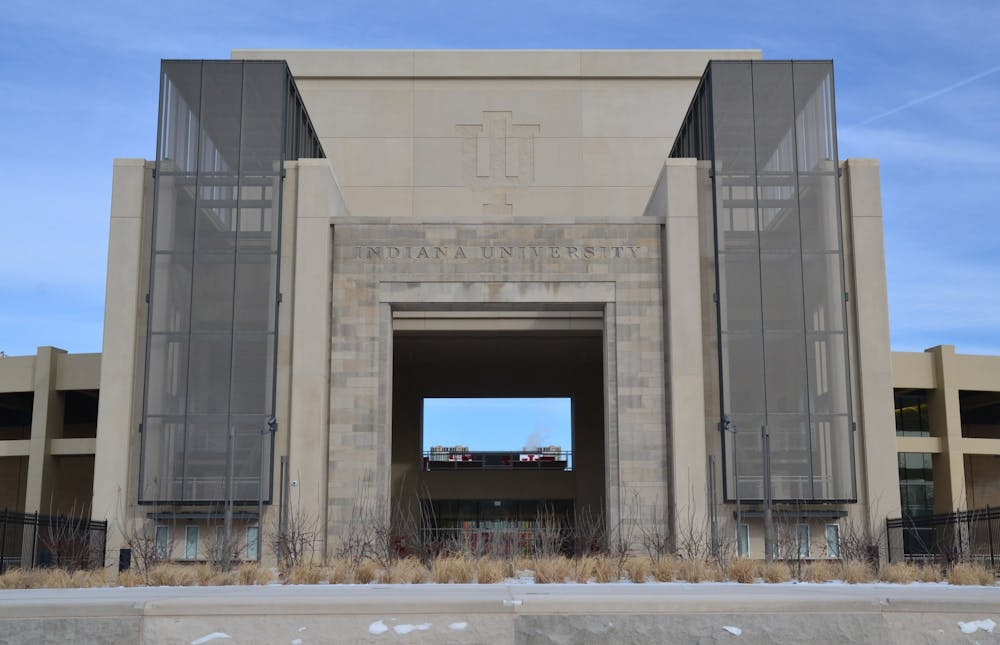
[672,60,855,503]
[140,60,324,503]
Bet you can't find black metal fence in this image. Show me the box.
[886,507,1000,570]
[0,510,107,573]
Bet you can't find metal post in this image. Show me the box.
[223,424,235,567]
[762,425,774,562]
[30,512,39,568]
[725,417,742,555]
[0,509,7,573]
[708,455,718,558]
[987,506,995,570]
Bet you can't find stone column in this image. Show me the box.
[926,345,966,512]
[844,158,903,524]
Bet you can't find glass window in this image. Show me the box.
[736,523,750,557]
[797,524,810,558]
[825,524,840,558]
[894,389,930,437]
[246,525,259,561]
[185,526,199,560]
[154,525,170,560]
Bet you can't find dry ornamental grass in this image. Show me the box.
[947,563,995,586]
[432,555,475,583]
[475,558,507,584]
[532,556,572,583]
[800,560,836,583]
[838,561,875,584]
[624,556,651,583]
[677,558,708,583]
[759,561,791,583]
[879,562,919,584]
[727,558,758,584]
[651,556,679,582]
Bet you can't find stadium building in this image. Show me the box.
[1,50,998,565]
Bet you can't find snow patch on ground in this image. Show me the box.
[448,622,468,630]
[190,634,231,644]
[958,618,996,634]
[368,620,389,634]
[393,623,431,634]
[291,640,302,644]
[722,625,742,636]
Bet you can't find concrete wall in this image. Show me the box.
[325,217,665,547]
[232,50,761,220]
[0,348,101,516]
[892,346,1000,512]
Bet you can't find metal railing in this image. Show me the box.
[886,506,1000,570]
[422,451,572,471]
[0,509,107,573]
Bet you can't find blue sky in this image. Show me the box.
[423,398,572,452]
[1,0,998,356]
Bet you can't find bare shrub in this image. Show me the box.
[533,556,572,583]
[637,494,671,563]
[574,505,605,555]
[838,560,874,583]
[39,504,103,572]
[801,560,836,583]
[237,562,273,585]
[651,555,679,582]
[532,505,569,558]
[839,512,885,569]
[475,558,506,584]
[879,562,919,584]
[947,563,995,586]
[727,557,758,583]
[759,561,791,583]
[624,556,651,583]
[267,496,318,573]
[116,511,170,579]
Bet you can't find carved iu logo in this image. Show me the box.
[456,111,540,214]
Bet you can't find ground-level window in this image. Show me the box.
[154,525,170,560]
[796,524,810,558]
[246,525,259,561]
[825,524,840,558]
[185,526,199,560]
[736,523,749,556]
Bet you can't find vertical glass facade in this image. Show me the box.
[672,60,855,503]
[139,60,323,504]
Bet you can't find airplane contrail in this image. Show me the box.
[847,64,1000,129]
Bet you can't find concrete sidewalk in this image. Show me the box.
[1,583,999,644]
